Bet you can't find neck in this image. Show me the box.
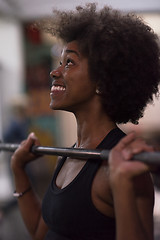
[74,110,116,149]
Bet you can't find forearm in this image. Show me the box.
[12,167,44,238]
[112,177,153,240]
[9,133,48,239]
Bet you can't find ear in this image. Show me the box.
[96,88,101,94]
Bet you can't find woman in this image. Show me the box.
[11,3,160,240]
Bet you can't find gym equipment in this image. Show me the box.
[0,142,160,166]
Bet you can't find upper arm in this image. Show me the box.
[134,173,154,240]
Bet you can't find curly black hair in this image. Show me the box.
[40,3,160,124]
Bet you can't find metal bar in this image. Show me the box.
[0,142,160,166]
[0,143,19,152]
[31,145,106,159]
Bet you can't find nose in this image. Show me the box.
[50,68,61,79]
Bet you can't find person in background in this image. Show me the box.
[10,3,160,240]
[3,95,30,143]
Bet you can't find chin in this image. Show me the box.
[50,102,56,110]
[49,100,75,112]
[50,102,63,111]
[50,104,58,110]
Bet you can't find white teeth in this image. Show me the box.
[53,86,65,91]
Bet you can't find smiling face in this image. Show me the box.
[50,41,98,113]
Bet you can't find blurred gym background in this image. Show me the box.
[0,0,159,239]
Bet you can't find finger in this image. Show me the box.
[28,132,38,141]
[22,132,39,151]
[122,140,154,161]
[29,132,40,146]
[132,143,154,155]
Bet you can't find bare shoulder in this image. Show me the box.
[133,172,154,239]
[133,172,154,199]
[133,172,154,212]
[91,161,154,218]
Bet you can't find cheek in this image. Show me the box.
[64,65,95,93]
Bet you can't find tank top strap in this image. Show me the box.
[53,156,67,181]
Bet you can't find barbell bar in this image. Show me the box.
[0,142,160,166]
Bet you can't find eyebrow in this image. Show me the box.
[65,49,80,57]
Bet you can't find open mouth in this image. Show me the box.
[51,85,66,92]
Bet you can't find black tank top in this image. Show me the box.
[42,128,125,240]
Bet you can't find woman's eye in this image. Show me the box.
[66,59,74,67]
